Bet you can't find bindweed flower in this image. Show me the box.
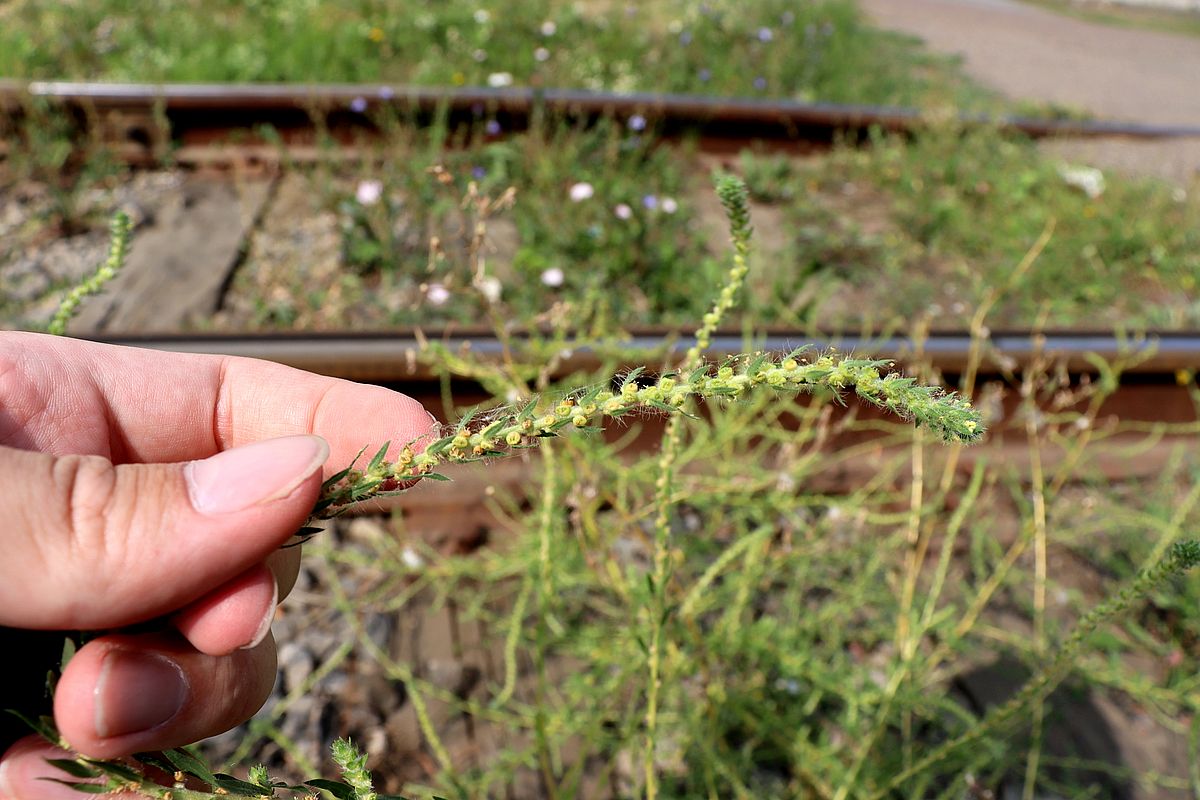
[401,546,425,569]
[628,114,647,132]
[355,180,383,206]
[614,203,633,220]
[698,68,712,82]
[540,20,557,36]
[535,46,550,61]
[757,26,774,42]
[679,30,693,45]
[642,194,658,210]
[541,267,565,287]
[473,9,490,24]
[569,182,595,202]
[485,119,502,135]
[661,197,678,214]
[753,76,767,91]
[1059,164,1105,199]
[377,85,395,100]
[472,165,487,179]
[349,96,368,113]
[426,283,451,306]
[476,275,502,303]
[473,49,488,62]
[487,71,513,87]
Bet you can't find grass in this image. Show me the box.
[6,115,1199,334]
[238,325,1200,799]
[1015,0,1200,38]
[0,0,989,109]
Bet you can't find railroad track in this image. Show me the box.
[4,81,1200,166]
[88,328,1200,428]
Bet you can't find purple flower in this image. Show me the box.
[628,114,646,132]
[377,86,395,100]
[679,30,693,45]
[642,194,658,210]
[757,27,774,43]
[472,166,487,179]
[753,76,767,91]
[698,68,712,83]
[349,96,368,113]
[485,119,502,136]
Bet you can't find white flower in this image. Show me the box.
[426,283,451,306]
[541,267,564,287]
[540,20,557,36]
[661,196,678,214]
[487,71,513,88]
[1058,164,1105,200]
[476,275,502,303]
[473,48,487,62]
[401,546,425,569]
[355,180,383,206]
[473,9,490,24]
[568,181,594,202]
[614,203,633,220]
[534,46,550,62]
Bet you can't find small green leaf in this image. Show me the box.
[214,773,274,795]
[43,759,98,779]
[6,710,60,744]
[366,441,391,473]
[306,779,357,800]
[161,747,219,785]
[46,780,109,793]
[620,366,645,388]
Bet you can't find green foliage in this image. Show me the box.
[740,125,1200,330]
[0,1,986,109]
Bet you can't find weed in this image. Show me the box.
[31,173,1200,800]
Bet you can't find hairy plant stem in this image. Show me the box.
[47,211,132,335]
[311,352,984,524]
[644,174,754,800]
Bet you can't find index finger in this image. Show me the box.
[2,332,437,472]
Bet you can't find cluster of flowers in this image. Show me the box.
[310,351,984,521]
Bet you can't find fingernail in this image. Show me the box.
[241,577,278,651]
[94,650,189,738]
[186,435,329,515]
[0,747,103,800]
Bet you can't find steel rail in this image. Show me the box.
[83,329,1200,383]
[3,81,1199,163]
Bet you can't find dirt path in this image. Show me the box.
[857,0,1200,183]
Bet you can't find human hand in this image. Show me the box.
[0,331,435,798]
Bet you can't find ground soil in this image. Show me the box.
[857,0,1200,184]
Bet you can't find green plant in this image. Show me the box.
[34,176,1200,800]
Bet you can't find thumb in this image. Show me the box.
[0,435,329,630]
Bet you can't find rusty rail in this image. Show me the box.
[85,328,1200,381]
[4,81,1200,165]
